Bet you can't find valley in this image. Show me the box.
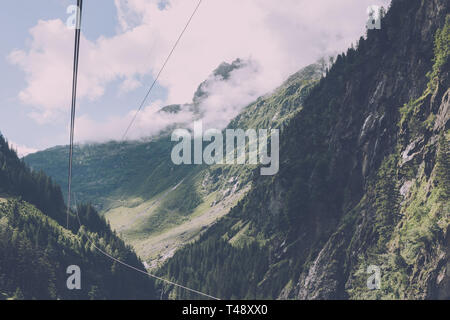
[25,61,323,270]
[5,0,448,301]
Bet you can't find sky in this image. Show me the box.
[0,0,391,156]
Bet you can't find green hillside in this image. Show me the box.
[157,0,450,300]
[0,134,155,300]
[10,0,449,301]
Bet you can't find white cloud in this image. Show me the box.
[197,59,266,130]
[9,141,38,157]
[10,0,391,141]
[119,77,142,94]
[74,100,195,142]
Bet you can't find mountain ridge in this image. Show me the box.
[0,134,156,299]
[157,0,449,299]
[25,61,324,269]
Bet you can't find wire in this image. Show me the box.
[67,0,83,229]
[121,0,203,140]
[72,193,220,300]
[66,0,219,300]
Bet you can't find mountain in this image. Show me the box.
[159,58,247,119]
[0,134,155,299]
[25,61,324,268]
[157,0,449,299]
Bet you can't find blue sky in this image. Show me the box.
[0,0,167,153]
[0,0,390,156]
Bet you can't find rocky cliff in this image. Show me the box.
[159,0,449,300]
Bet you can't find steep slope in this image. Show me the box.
[0,134,155,300]
[25,62,323,268]
[158,0,449,300]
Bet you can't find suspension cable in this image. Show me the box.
[65,0,219,300]
[122,0,203,140]
[67,0,83,229]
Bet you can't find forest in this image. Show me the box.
[0,134,156,299]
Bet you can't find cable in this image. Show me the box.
[65,0,219,300]
[72,193,220,300]
[121,0,203,140]
[67,0,83,229]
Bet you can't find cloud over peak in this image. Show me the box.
[9,0,391,142]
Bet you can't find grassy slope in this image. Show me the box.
[0,197,155,299]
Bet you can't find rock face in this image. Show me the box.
[281,0,450,300]
[159,0,449,300]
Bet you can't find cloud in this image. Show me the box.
[74,100,195,142]
[119,77,142,94]
[10,0,391,140]
[73,58,266,141]
[8,17,163,124]
[8,141,38,157]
